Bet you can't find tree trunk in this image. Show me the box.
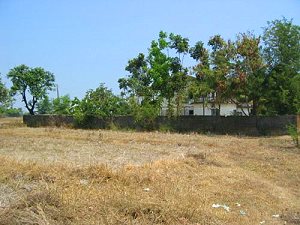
[252,99,258,116]
[167,98,174,118]
[22,91,36,115]
[28,108,35,115]
[176,93,183,117]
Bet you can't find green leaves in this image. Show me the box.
[263,18,300,71]
[74,83,130,121]
[119,31,190,117]
[169,33,189,54]
[7,64,55,115]
[190,41,208,62]
[262,18,300,114]
[52,95,72,115]
[7,64,31,95]
[37,95,53,114]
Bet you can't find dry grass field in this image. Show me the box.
[0,117,299,225]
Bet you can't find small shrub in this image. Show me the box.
[159,124,174,133]
[130,98,160,131]
[108,121,120,131]
[0,107,22,117]
[287,124,299,148]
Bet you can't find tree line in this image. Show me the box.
[1,18,299,123]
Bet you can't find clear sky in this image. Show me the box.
[1,0,299,105]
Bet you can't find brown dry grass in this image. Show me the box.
[0,117,299,224]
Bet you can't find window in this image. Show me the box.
[189,110,194,115]
[211,108,220,116]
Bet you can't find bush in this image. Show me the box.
[0,107,22,117]
[53,95,72,115]
[129,98,160,131]
[287,124,299,148]
[158,124,174,133]
[71,84,131,128]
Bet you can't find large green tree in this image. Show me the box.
[262,18,300,114]
[7,65,55,115]
[119,31,189,117]
[165,32,189,116]
[230,32,266,115]
[191,35,235,114]
[118,51,161,126]
[209,35,236,110]
[119,53,154,100]
[189,41,212,115]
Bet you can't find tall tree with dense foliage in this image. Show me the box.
[7,65,55,115]
[189,41,212,115]
[147,31,172,113]
[206,35,235,113]
[167,32,190,115]
[119,53,155,100]
[118,52,161,123]
[119,31,189,117]
[231,32,266,115]
[262,18,300,114]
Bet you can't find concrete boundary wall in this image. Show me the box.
[23,114,298,136]
[23,115,74,127]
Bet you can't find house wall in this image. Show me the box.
[235,108,249,116]
[191,103,211,116]
[220,103,236,116]
[185,103,250,116]
[220,103,250,116]
[160,97,251,116]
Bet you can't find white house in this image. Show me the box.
[160,93,252,116]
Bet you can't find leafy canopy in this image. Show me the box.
[72,83,131,127]
[7,64,55,115]
[119,31,190,118]
[262,18,300,114]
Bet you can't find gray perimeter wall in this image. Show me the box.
[23,114,299,136]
